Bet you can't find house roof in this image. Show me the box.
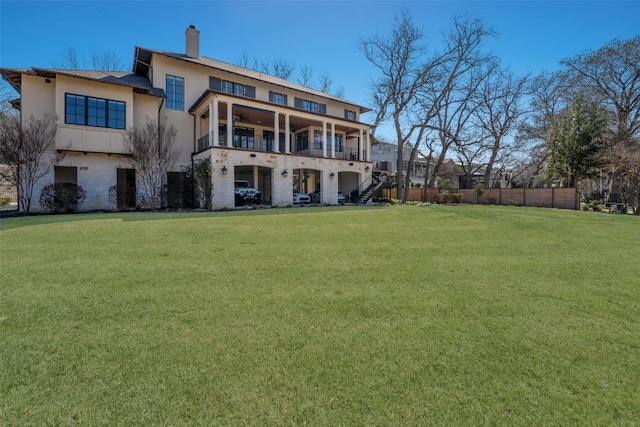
[133,47,371,114]
[0,67,165,97]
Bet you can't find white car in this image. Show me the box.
[293,191,311,204]
[309,192,347,204]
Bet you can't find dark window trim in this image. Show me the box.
[166,74,185,111]
[64,93,126,130]
[211,76,255,99]
[294,97,326,114]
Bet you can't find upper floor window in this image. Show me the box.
[269,91,287,105]
[294,97,326,114]
[222,80,245,96]
[345,109,356,120]
[209,77,256,98]
[166,75,184,111]
[65,93,125,130]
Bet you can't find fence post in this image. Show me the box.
[552,187,555,208]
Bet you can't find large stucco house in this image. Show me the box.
[1,26,373,211]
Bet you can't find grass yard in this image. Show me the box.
[1,205,639,425]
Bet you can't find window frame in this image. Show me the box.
[344,109,356,120]
[64,93,126,130]
[166,74,185,111]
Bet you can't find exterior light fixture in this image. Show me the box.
[221,166,228,175]
[282,169,288,177]
[250,153,257,157]
[329,172,335,180]
[365,166,370,171]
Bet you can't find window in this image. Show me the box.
[295,130,308,152]
[334,134,343,152]
[107,100,126,129]
[313,131,343,152]
[87,97,106,127]
[345,109,356,120]
[294,97,327,114]
[65,94,125,130]
[313,130,324,150]
[233,126,255,149]
[65,94,85,125]
[269,91,287,105]
[166,75,184,111]
[222,80,245,96]
[209,77,256,98]
[304,100,320,112]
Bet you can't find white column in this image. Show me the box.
[330,122,336,158]
[358,128,364,161]
[285,114,291,154]
[273,113,280,153]
[253,165,259,189]
[365,131,371,162]
[210,99,218,147]
[322,121,327,157]
[226,102,233,148]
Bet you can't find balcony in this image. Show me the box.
[196,131,367,161]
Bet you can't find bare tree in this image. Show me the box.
[0,113,62,212]
[360,10,431,201]
[421,16,497,189]
[51,47,82,70]
[297,65,314,88]
[123,117,181,209]
[472,66,528,187]
[90,51,125,71]
[562,36,640,148]
[270,58,296,80]
[362,11,496,201]
[51,47,125,71]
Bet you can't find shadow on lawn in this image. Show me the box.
[0,204,383,231]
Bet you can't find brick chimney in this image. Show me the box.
[186,25,200,58]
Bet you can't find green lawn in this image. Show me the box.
[1,205,639,425]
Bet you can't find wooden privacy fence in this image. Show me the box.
[381,187,579,210]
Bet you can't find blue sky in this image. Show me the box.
[1,0,639,140]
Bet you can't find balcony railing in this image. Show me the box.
[196,132,368,161]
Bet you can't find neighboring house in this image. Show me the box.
[372,141,459,188]
[1,25,373,212]
[457,164,512,189]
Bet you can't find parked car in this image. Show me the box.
[293,191,311,204]
[235,180,261,205]
[309,192,348,204]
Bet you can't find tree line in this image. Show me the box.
[361,11,639,214]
